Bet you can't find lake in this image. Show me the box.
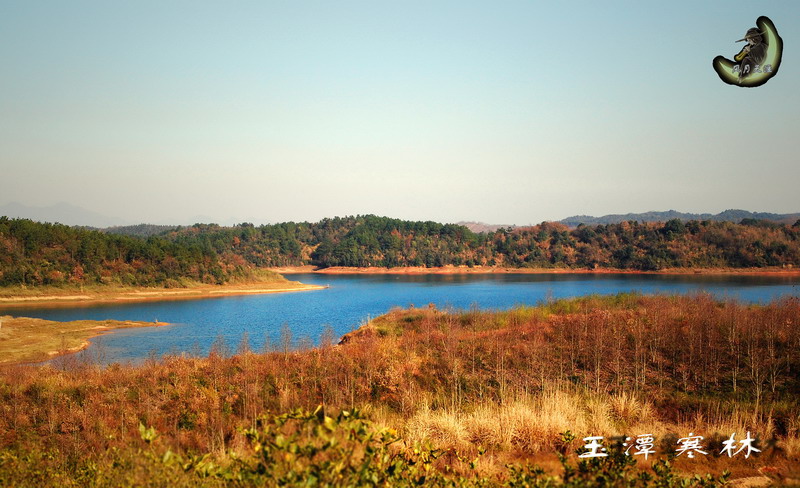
[2,273,799,364]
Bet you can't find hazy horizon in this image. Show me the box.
[2,2,799,226]
[2,200,798,229]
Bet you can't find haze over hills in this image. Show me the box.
[0,202,129,228]
[2,202,800,231]
[455,222,516,233]
[0,202,263,228]
[559,209,800,227]
[103,224,181,238]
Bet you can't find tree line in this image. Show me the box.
[0,217,249,287]
[2,215,799,287]
[161,215,800,270]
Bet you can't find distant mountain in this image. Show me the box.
[0,202,128,228]
[103,224,180,238]
[560,209,800,227]
[456,221,516,233]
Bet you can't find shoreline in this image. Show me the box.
[0,280,326,309]
[40,320,171,366]
[0,316,170,366]
[270,265,800,276]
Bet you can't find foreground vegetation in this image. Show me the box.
[2,215,800,291]
[1,294,798,485]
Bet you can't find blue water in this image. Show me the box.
[2,273,798,364]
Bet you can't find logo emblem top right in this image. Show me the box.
[712,16,783,87]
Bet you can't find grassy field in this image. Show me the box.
[0,294,798,486]
[0,315,167,365]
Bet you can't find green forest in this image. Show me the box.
[1,215,799,288]
[0,217,250,288]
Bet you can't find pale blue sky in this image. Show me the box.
[1,1,798,225]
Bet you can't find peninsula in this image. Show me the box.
[0,315,167,364]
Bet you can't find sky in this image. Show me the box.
[1,1,799,226]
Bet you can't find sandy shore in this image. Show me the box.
[0,281,326,308]
[0,315,170,365]
[270,265,800,276]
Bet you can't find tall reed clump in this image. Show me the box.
[406,390,662,455]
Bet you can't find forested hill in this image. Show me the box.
[0,217,251,287]
[159,215,800,270]
[2,215,800,288]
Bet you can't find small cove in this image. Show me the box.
[2,273,797,365]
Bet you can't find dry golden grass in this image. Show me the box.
[0,315,165,364]
[406,407,470,451]
[405,390,671,456]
